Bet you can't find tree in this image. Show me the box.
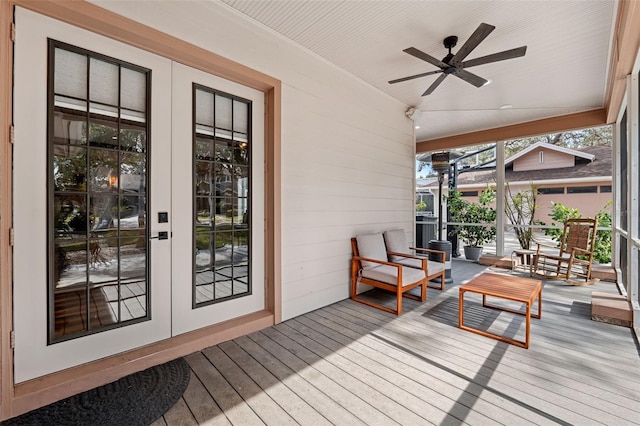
[504,183,539,249]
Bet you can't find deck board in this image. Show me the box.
[181,372,231,426]
[234,334,365,425]
[159,261,640,425]
[218,340,332,426]
[201,345,298,425]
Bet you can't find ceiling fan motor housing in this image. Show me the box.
[443,35,458,49]
[442,36,458,64]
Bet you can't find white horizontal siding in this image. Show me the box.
[91,0,415,321]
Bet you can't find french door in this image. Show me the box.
[171,63,264,336]
[12,8,264,383]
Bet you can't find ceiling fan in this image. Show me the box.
[389,23,527,96]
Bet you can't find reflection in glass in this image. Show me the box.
[193,85,251,307]
[119,280,147,321]
[215,140,233,163]
[215,280,233,299]
[89,118,118,149]
[195,198,215,228]
[195,138,214,161]
[54,194,88,237]
[233,166,249,198]
[120,238,146,280]
[235,199,249,225]
[233,278,249,295]
[54,148,87,192]
[119,197,145,229]
[89,285,119,329]
[50,43,150,342]
[195,161,212,196]
[120,124,146,153]
[195,284,214,304]
[216,200,233,226]
[234,141,249,165]
[53,109,87,146]
[88,239,116,284]
[89,149,118,192]
[54,288,88,339]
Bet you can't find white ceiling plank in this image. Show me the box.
[220,0,616,141]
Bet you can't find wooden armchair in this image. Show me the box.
[533,218,598,285]
[351,233,427,315]
[383,229,446,290]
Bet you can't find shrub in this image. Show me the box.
[448,188,497,247]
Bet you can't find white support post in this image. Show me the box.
[628,73,639,328]
[496,142,505,257]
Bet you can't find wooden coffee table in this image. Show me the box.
[459,272,542,349]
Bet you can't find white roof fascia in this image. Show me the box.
[454,175,611,189]
[504,142,596,165]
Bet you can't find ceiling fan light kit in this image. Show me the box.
[389,23,527,96]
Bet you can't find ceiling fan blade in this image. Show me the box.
[461,46,527,68]
[422,74,448,96]
[454,69,488,88]
[403,47,448,69]
[450,23,495,66]
[388,70,443,84]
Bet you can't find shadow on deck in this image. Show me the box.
[155,259,640,425]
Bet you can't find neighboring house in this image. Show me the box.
[425,143,612,222]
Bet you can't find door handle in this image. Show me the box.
[150,231,169,240]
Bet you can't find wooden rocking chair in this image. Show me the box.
[533,218,598,285]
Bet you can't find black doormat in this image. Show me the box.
[4,357,191,426]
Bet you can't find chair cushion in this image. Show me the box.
[356,233,388,270]
[361,265,425,287]
[383,229,410,262]
[395,257,423,269]
[396,258,445,276]
[427,260,445,275]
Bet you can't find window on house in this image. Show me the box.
[537,187,564,195]
[49,41,151,343]
[599,185,612,193]
[567,186,597,194]
[193,84,252,307]
[539,151,544,163]
[460,191,479,197]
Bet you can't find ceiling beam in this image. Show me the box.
[416,109,606,153]
[605,0,640,123]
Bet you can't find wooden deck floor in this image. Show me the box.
[154,260,640,425]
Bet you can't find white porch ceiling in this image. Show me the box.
[220,0,616,142]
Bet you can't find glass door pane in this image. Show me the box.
[193,86,251,307]
[50,42,150,342]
